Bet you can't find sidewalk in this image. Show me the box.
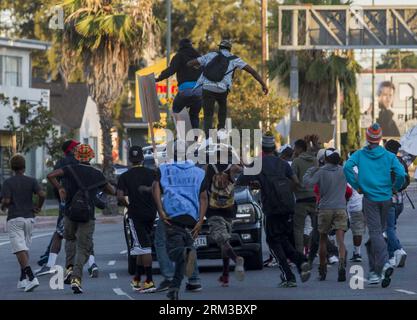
[0,213,123,234]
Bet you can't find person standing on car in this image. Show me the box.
[237,133,311,288]
[156,39,202,130]
[117,146,158,293]
[1,154,46,292]
[205,147,244,287]
[47,144,115,294]
[187,40,268,139]
[152,140,208,300]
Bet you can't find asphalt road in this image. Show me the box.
[1,185,417,300]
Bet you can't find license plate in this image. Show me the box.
[194,235,207,248]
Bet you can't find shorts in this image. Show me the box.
[318,209,348,234]
[128,218,153,256]
[348,211,365,236]
[56,209,65,237]
[208,216,232,246]
[7,217,34,254]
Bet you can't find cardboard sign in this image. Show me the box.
[138,73,161,123]
[290,121,335,143]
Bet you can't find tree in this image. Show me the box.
[378,50,417,70]
[60,0,155,213]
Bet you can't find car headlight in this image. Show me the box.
[234,204,256,224]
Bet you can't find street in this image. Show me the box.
[1,185,416,300]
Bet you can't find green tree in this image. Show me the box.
[378,50,417,70]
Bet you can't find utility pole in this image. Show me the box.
[261,0,270,131]
[166,0,172,103]
[290,7,299,122]
[371,0,376,124]
[336,77,341,152]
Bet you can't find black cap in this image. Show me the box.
[129,146,144,163]
[385,140,401,154]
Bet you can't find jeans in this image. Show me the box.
[363,197,391,274]
[202,90,228,137]
[386,203,404,258]
[154,219,200,285]
[173,89,202,129]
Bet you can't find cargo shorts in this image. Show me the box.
[348,211,365,236]
[208,216,232,246]
[318,209,348,234]
[7,217,34,254]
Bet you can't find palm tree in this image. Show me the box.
[60,0,154,213]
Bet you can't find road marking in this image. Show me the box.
[396,289,416,295]
[113,288,134,300]
[108,260,116,266]
[109,273,118,279]
[120,250,127,255]
[0,232,52,247]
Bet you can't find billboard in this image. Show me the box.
[357,71,417,138]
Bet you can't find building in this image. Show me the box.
[0,37,50,182]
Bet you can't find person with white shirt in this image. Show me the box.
[187,40,268,138]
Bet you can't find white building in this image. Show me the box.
[0,37,50,181]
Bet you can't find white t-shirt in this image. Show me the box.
[196,49,247,93]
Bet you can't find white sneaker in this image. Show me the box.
[130,247,142,256]
[24,277,40,292]
[395,249,407,267]
[367,272,380,285]
[17,279,28,290]
[389,257,396,267]
[328,255,339,265]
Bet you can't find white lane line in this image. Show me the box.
[120,250,127,255]
[113,288,134,300]
[109,273,118,279]
[0,232,52,246]
[396,289,416,295]
[108,260,116,266]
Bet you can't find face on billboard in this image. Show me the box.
[378,86,395,109]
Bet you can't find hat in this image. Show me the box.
[316,148,326,162]
[62,139,80,155]
[262,133,276,149]
[366,123,383,144]
[324,148,341,165]
[129,146,144,163]
[219,39,232,49]
[278,144,292,154]
[385,140,401,155]
[74,144,95,162]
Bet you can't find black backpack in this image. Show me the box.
[67,166,106,223]
[261,161,295,216]
[203,52,238,82]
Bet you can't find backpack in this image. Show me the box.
[203,52,238,83]
[209,164,235,209]
[67,166,106,222]
[261,161,295,216]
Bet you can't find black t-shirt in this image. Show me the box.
[205,164,236,219]
[53,154,79,200]
[62,164,106,219]
[117,166,157,222]
[1,175,41,221]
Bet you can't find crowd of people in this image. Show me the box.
[0,37,415,301]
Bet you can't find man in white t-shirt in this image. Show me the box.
[187,40,268,138]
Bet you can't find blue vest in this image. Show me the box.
[160,161,206,220]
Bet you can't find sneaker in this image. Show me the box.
[328,255,339,265]
[389,257,396,267]
[381,263,394,288]
[130,247,143,256]
[185,283,202,292]
[367,272,380,285]
[318,265,327,281]
[398,249,407,267]
[350,253,362,262]
[35,265,57,277]
[167,288,179,300]
[130,277,142,291]
[184,249,197,278]
[218,275,229,287]
[24,277,40,292]
[64,266,73,285]
[88,263,99,278]
[263,257,273,267]
[394,249,407,268]
[299,262,311,283]
[139,281,156,293]
[338,265,346,282]
[71,278,83,294]
[234,256,245,281]
[279,280,297,288]
[156,279,172,292]
[17,279,28,290]
[37,255,48,267]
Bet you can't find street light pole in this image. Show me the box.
[371,0,376,123]
[261,0,270,131]
[166,0,171,103]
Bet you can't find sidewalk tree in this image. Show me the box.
[59,0,155,214]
